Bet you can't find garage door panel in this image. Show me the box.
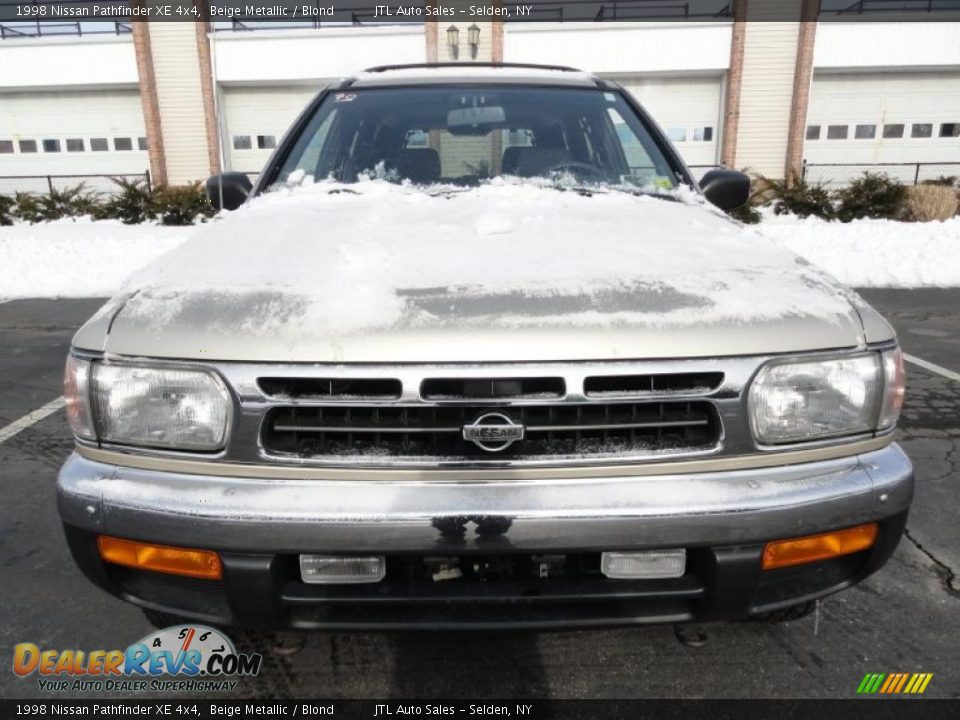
[805,72,960,168]
[0,90,148,187]
[223,86,321,174]
[608,75,723,167]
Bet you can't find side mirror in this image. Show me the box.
[699,169,751,211]
[205,172,253,212]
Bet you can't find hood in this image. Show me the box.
[76,180,870,363]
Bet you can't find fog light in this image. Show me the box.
[97,535,222,580]
[601,550,686,579]
[300,555,386,584]
[762,523,878,570]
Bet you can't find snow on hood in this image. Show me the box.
[90,179,867,362]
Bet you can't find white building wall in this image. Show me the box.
[0,36,138,90]
[815,22,960,71]
[504,22,732,74]
[213,27,425,85]
[149,23,211,185]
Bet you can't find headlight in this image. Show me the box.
[64,355,95,440]
[749,351,903,445]
[90,364,231,451]
[878,347,905,430]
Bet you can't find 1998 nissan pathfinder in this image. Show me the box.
[57,64,912,630]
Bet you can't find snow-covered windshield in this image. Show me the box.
[273,86,682,191]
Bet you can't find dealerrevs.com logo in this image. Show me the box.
[13,625,262,693]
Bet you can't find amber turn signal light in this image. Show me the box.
[762,523,878,571]
[97,535,222,580]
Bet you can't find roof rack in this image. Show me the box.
[363,62,583,74]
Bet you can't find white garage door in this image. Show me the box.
[0,89,147,194]
[609,75,723,170]
[222,86,324,176]
[805,71,960,182]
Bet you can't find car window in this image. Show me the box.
[274,86,680,191]
[607,107,659,185]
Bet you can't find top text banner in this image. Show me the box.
[0,0,734,24]
[1,1,958,25]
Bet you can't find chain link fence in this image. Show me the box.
[0,172,151,196]
[802,162,960,187]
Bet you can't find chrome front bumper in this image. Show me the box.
[58,444,913,554]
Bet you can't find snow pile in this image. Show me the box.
[0,218,194,300]
[756,210,960,288]
[116,178,854,337]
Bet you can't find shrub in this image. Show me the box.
[152,182,214,226]
[761,175,835,219]
[921,176,958,189]
[907,184,959,222]
[13,192,45,224]
[38,183,100,220]
[727,202,762,224]
[95,177,156,224]
[834,172,908,222]
[0,194,14,226]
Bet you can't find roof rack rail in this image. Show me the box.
[363,62,583,73]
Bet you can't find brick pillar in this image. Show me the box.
[491,8,504,63]
[131,16,167,186]
[784,0,819,184]
[425,0,438,63]
[195,2,221,176]
[490,16,504,172]
[720,0,747,168]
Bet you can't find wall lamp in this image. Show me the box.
[447,25,460,60]
[467,23,480,59]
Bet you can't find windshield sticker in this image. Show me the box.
[335,93,357,103]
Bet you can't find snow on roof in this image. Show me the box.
[350,64,598,88]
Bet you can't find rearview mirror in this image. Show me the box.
[699,169,751,212]
[205,172,253,212]
[447,106,506,135]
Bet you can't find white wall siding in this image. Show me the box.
[504,22,732,74]
[735,22,800,177]
[815,22,960,71]
[149,23,211,185]
[0,37,137,90]
[213,27,425,85]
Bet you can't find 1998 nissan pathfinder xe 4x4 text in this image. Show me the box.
[58,64,912,630]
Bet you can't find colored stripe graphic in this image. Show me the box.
[857,672,932,695]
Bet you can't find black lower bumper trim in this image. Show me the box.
[62,511,908,630]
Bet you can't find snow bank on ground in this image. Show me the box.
[757,209,960,288]
[0,218,194,300]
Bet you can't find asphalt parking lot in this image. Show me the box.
[0,290,957,700]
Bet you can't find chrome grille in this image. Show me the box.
[420,376,565,400]
[258,377,401,400]
[584,372,724,397]
[261,401,720,461]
